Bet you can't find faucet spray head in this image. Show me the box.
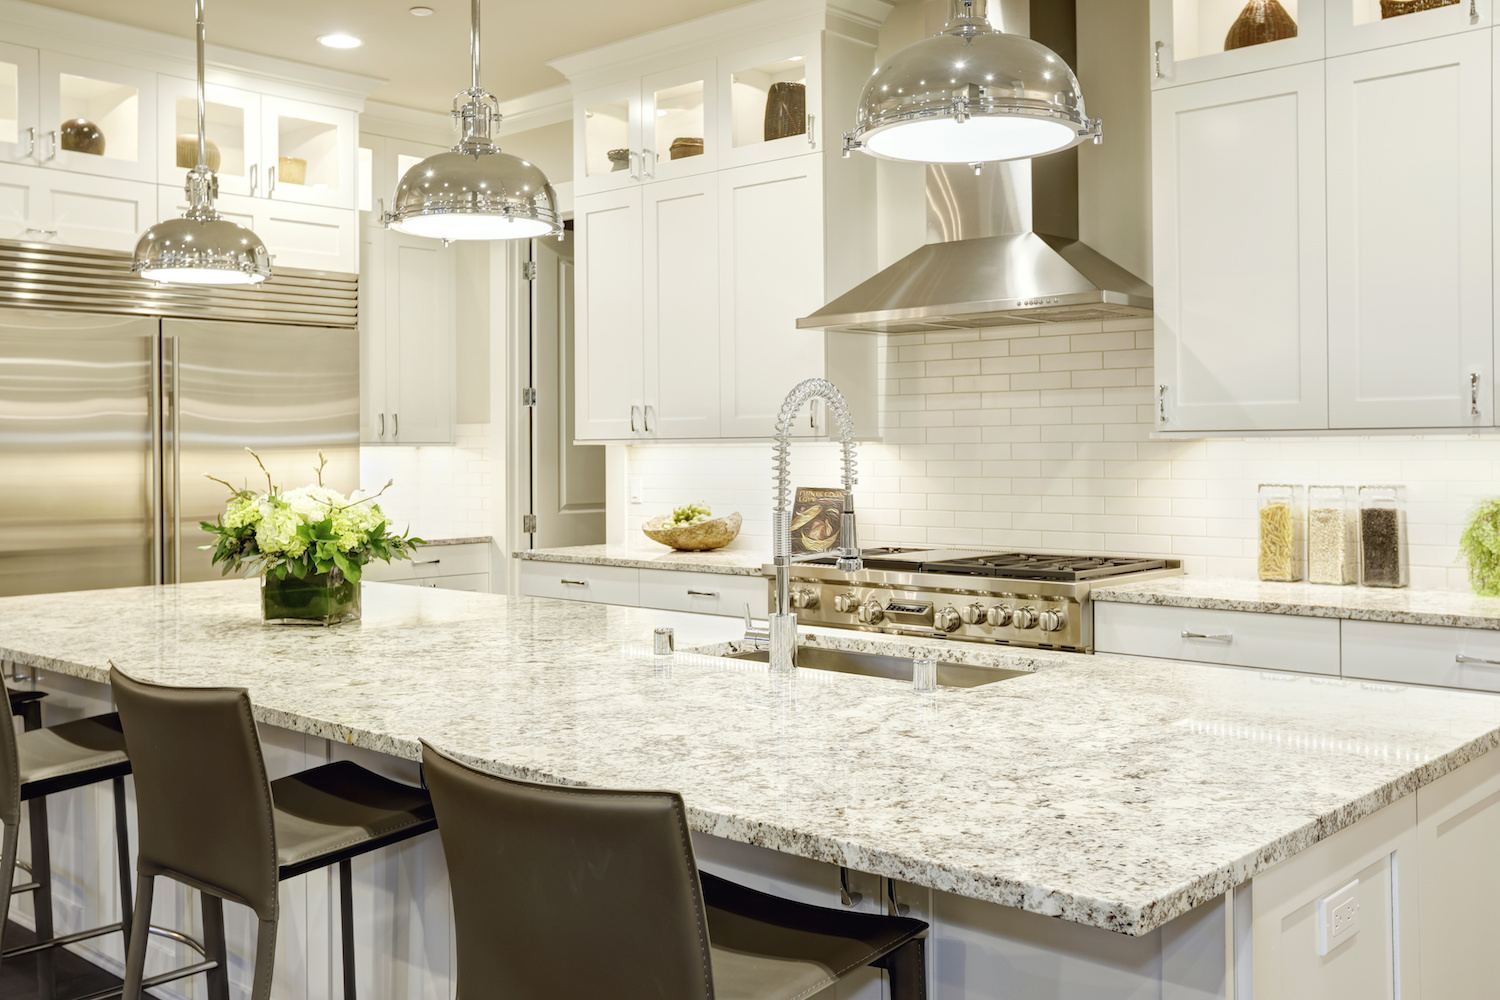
[835,494,862,573]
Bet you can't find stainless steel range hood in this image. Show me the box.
[798,0,1152,335]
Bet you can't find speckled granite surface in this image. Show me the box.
[418,536,493,548]
[516,544,770,576]
[2,580,1499,937]
[1094,576,1500,630]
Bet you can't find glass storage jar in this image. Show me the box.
[1359,485,1406,588]
[1257,483,1302,582]
[1306,485,1357,585]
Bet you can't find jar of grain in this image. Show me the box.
[1306,485,1357,585]
[1359,485,1406,588]
[1257,483,1302,582]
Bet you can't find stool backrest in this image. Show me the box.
[110,668,278,922]
[0,676,18,828]
[421,741,715,1000]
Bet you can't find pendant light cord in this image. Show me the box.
[195,0,207,171]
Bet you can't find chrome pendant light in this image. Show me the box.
[384,0,562,241]
[844,0,1102,164]
[132,0,271,284]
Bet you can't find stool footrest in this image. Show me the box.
[3,920,124,958]
[72,959,219,1000]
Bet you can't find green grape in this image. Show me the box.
[670,502,712,526]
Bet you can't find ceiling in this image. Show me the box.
[29,0,760,111]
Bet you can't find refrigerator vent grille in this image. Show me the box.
[0,240,358,328]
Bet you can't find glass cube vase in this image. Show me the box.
[261,568,361,626]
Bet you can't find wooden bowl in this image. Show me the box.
[642,512,742,551]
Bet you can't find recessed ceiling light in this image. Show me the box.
[410,6,435,15]
[317,33,362,49]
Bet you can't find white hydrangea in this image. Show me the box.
[281,485,348,521]
[255,504,307,557]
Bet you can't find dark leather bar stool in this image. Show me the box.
[111,668,437,1000]
[421,740,931,1000]
[0,676,132,1000]
[1,658,48,730]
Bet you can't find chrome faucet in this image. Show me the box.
[761,378,862,671]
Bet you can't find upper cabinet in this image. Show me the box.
[574,59,719,196]
[156,79,261,197]
[39,53,157,183]
[1326,0,1491,56]
[719,35,824,169]
[0,41,38,164]
[259,96,356,210]
[1149,0,1326,88]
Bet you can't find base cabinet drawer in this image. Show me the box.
[1095,602,1342,676]
[519,562,640,606]
[1342,620,1500,693]
[364,543,491,583]
[393,572,490,593]
[637,570,768,617]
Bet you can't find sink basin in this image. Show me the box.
[724,646,1028,688]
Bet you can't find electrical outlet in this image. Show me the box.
[629,477,643,504]
[1317,879,1360,956]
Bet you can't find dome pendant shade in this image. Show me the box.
[383,0,563,241]
[844,0,1102,164]
[132,0,271,285]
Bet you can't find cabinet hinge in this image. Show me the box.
[521,260,538,281]
[522,386,537,407]
[522,513,537,534]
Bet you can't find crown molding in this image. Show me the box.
[363,84,572,146]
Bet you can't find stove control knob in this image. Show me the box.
[1039,609,1068,633]
[959,602,988,625]
[790,587,819,610]
[833,592,858,614]
[986,605,1013,628]
[934,607,962,633]
[857,599,884,625]
[1013,607,1039,630]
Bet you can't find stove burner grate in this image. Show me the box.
[920,553,1169,582]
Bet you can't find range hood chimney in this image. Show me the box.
[798,0,1152,335]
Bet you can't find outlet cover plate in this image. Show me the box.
[1317,878,1360,956]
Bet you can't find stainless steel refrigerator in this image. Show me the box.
[0,244,359,597]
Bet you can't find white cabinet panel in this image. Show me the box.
[159,185,355,273]
[718,34,825,168]
[518,561,640,606]
[1153,64,1327,431]
[260,95,356,210]
[359,228,386,443]
[1327,33,1492,429]
[0,40,39,165]
[0,166,158,251]
[637,569,767,616]
[363,544,491,584]
[384,232,455,445]
[1327,0,1491,57]
[718,153,826,439]
[1149,0,1327,89]
[1340,618,1500,692]
[575,188,646,440]
[37,51,156,183]
[1095,602,1342,675]
[643,174,720,439]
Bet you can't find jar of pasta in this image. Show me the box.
[1306,485,1357,585]
[1359,485,1406,588]
[1257,483,1302,582]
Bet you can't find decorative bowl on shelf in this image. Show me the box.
[669,137,704,159]
[176,134,222,171]
[59,118,105,156]
[607,148,631,172]
[278,156,307,185]
[642,512,742,551]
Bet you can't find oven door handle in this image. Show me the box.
[1181,630,1233,643]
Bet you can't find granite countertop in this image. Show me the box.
[3,581,1499,937]
[1094,576,1500,630]
[417,536,494,548]
[515,544,770,576]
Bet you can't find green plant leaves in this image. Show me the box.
[1459,498,1500,597]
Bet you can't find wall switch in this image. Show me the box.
[629,477,642,504]
[1317,879,1360,956]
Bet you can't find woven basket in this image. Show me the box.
[1380,0,1457,16]
[1224,0,1298,50]
[669,137,704,160]
[764,82,806,142]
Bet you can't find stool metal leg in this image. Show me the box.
[201,892,230,1000]
[19,699,41,733]
[340,858,356,1000]
[877,938,928,1000]
[112,777,132,951]
[250,917,278,1000]
[121,874,154,1000]
[29,797,54,1000]
[0,820,17,956]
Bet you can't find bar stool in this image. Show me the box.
[0,676,132,1000]
[420,740,931,1000]
[110,668,437,1000]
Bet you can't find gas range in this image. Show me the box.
[766,547,1183,653]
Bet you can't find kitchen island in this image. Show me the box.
[2,581,1499,999]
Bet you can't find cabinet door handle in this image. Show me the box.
[412,558,442,566]
[807,114,816,148]
[561,579,589,587]
[23,228,58,237]
[1456,654,1500,667]
[687,589,719,598]
[629,150,640,181]
[1153,41,1165,79]
[642,148,655,179]
[1182,630,1233,642]
[1158,384,1169,424]
[378,412,385,437]
[1472,372,1482,418]
[19,126,34,158]
[43,129,57,161]
[250,163,258,196]
[644,405,654,433]
[392,413,398,437]
[268,164,277,196]
[630,405,641,432]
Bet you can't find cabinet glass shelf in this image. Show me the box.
[653,80,704,166]
[277,114,339,191]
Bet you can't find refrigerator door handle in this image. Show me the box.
[150,331,164,585]
[171,336,182,585]
[160,334,182,585]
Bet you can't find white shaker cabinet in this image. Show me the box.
[156,186,355,274]
[0,163,157,251]
[0,40,39,164]
[377,232,456,445]
[1326,33,1492,429]
[37,52,157,183]
[1326,0,1491,57]
[1152,63,1328,431]
[644,172,720,439]
[574,187,647,440]
[1148,0,1326,90]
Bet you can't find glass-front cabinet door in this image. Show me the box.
[573,79,642,196]
[1326,0,1488,56]
[1149,0,1325,87]
[719,35,823,168]
[156,77,261,197]
[0,42,38,164]
[260,96,356,210]
[38,52,156,182]
[642,60,716,182]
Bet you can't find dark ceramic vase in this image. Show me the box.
[59,118,105,156]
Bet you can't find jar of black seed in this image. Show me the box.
[1358,485,1406,588]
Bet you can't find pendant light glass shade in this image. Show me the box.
[132,0,271,284]
[384,0,562,241]
[844,0,1102,164]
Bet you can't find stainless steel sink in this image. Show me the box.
[724,646,1028,688]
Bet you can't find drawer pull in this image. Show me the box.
[687,589,719,598]
[561,579,589,587]
[412,559,442,566]
[1181,630,1233,642]
[1456,654,1500,667]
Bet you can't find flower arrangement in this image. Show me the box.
[201,450,422,584]
[1459,497,1500,596]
